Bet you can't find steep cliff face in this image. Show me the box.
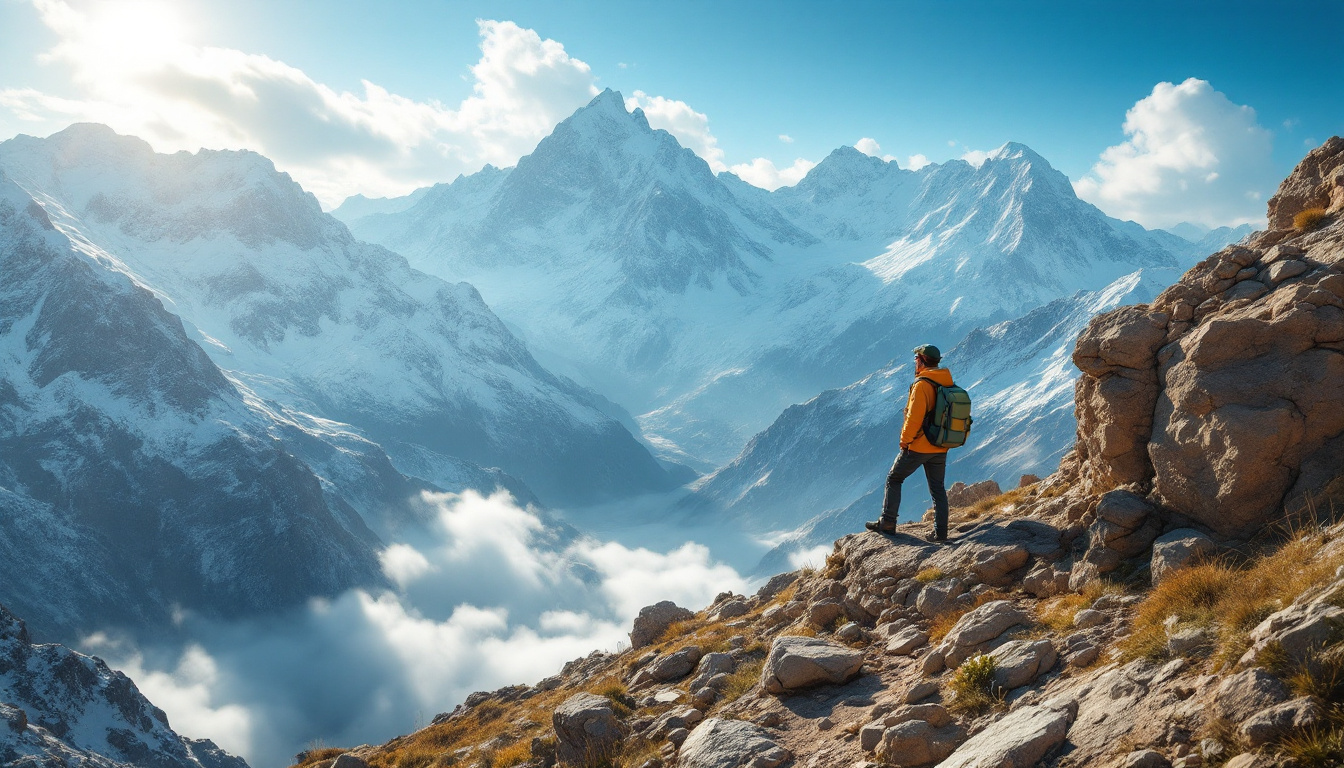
[1070,136,1344,538]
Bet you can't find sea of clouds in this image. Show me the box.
[84,490,751,768]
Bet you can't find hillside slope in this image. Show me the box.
[300,138,1344,768]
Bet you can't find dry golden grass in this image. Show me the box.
[960,486,1035,520]
[914,567,945,584]
[823,550,847,578]
[292,747,347,767]
[1281,725,1344,767]
[1296,207,1329,231]
[1035,582,1108,634]
[1120,528,1344,664]
[714,657,766,710]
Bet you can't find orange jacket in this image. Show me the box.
[900,366,955,453]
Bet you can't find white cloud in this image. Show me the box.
[778,133,794,144]
[787,545,832,570]
[1073,78,1275,229]
[728,157,817,190]
[906,153,931,171]
[960,149,991,168]
[379,543,433,588]
[86,491,747,768]
[854,137,897,162]
[1,4,600,205]
[624,90,726,171]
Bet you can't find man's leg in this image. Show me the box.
[881,449,925,523]
[923,453,949,539]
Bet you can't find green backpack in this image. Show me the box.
[917,377,973,448]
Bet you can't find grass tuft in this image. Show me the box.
[1295,207,1329,231]
[915,567,945,584]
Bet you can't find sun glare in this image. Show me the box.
[81,0,193,71]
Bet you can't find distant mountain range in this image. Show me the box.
[0,89,1254,640]
[336,91,1234,471]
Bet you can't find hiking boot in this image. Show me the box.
[865,519,897,534]
[924,531,947,543]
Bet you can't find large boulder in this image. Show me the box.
[1238,696,1325,747]
[1211,668,1292,722]
[760,636,865,694]
[633,645,703,687]
[937,700,1075,768]
[988,639,1057,690]
[933,600,1033,668]
[630,601,693,649]
[875,719,966,767]
[677,718,791,768]
[552,693,626,766]
[1151,529,1217,584]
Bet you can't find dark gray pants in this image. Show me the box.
[881,449,949,537]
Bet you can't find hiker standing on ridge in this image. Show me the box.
[866,344,971,542]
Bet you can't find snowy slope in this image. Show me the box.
[687,268,1172,571]
[0,124,678,506]
[343,94,1183,467]
[0,603,248,768]
[0,171,389,639]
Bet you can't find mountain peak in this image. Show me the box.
[988,141,1050,166]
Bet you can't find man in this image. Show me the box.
[865,343,952,542]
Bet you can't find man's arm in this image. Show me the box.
[899,380,933,448]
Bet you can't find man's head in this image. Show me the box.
[912,343,941,368]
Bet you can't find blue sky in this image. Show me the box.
[0,0,1340,227]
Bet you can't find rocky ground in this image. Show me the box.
[291,139,1344,768]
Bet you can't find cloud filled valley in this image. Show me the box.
[83,491,749,768]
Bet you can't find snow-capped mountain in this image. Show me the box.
[0,124,680,506]
[689,268,1171,573]
[0,171,385,640]
[0,603,248,768]
[340,92,1183,467]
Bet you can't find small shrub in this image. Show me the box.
[823,551,847,579]
[946,654,1001,716]
[914,567,945,584]
[1296,207,1329,231]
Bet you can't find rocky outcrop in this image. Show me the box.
[630,601,694,649]
[0,604,248,768]
[947,480,1002,508]
[676,719,790,768]
[760,636,865,694]
[938,699,1075,768]
[552,693,626,766]
[1066,137,1344,537]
